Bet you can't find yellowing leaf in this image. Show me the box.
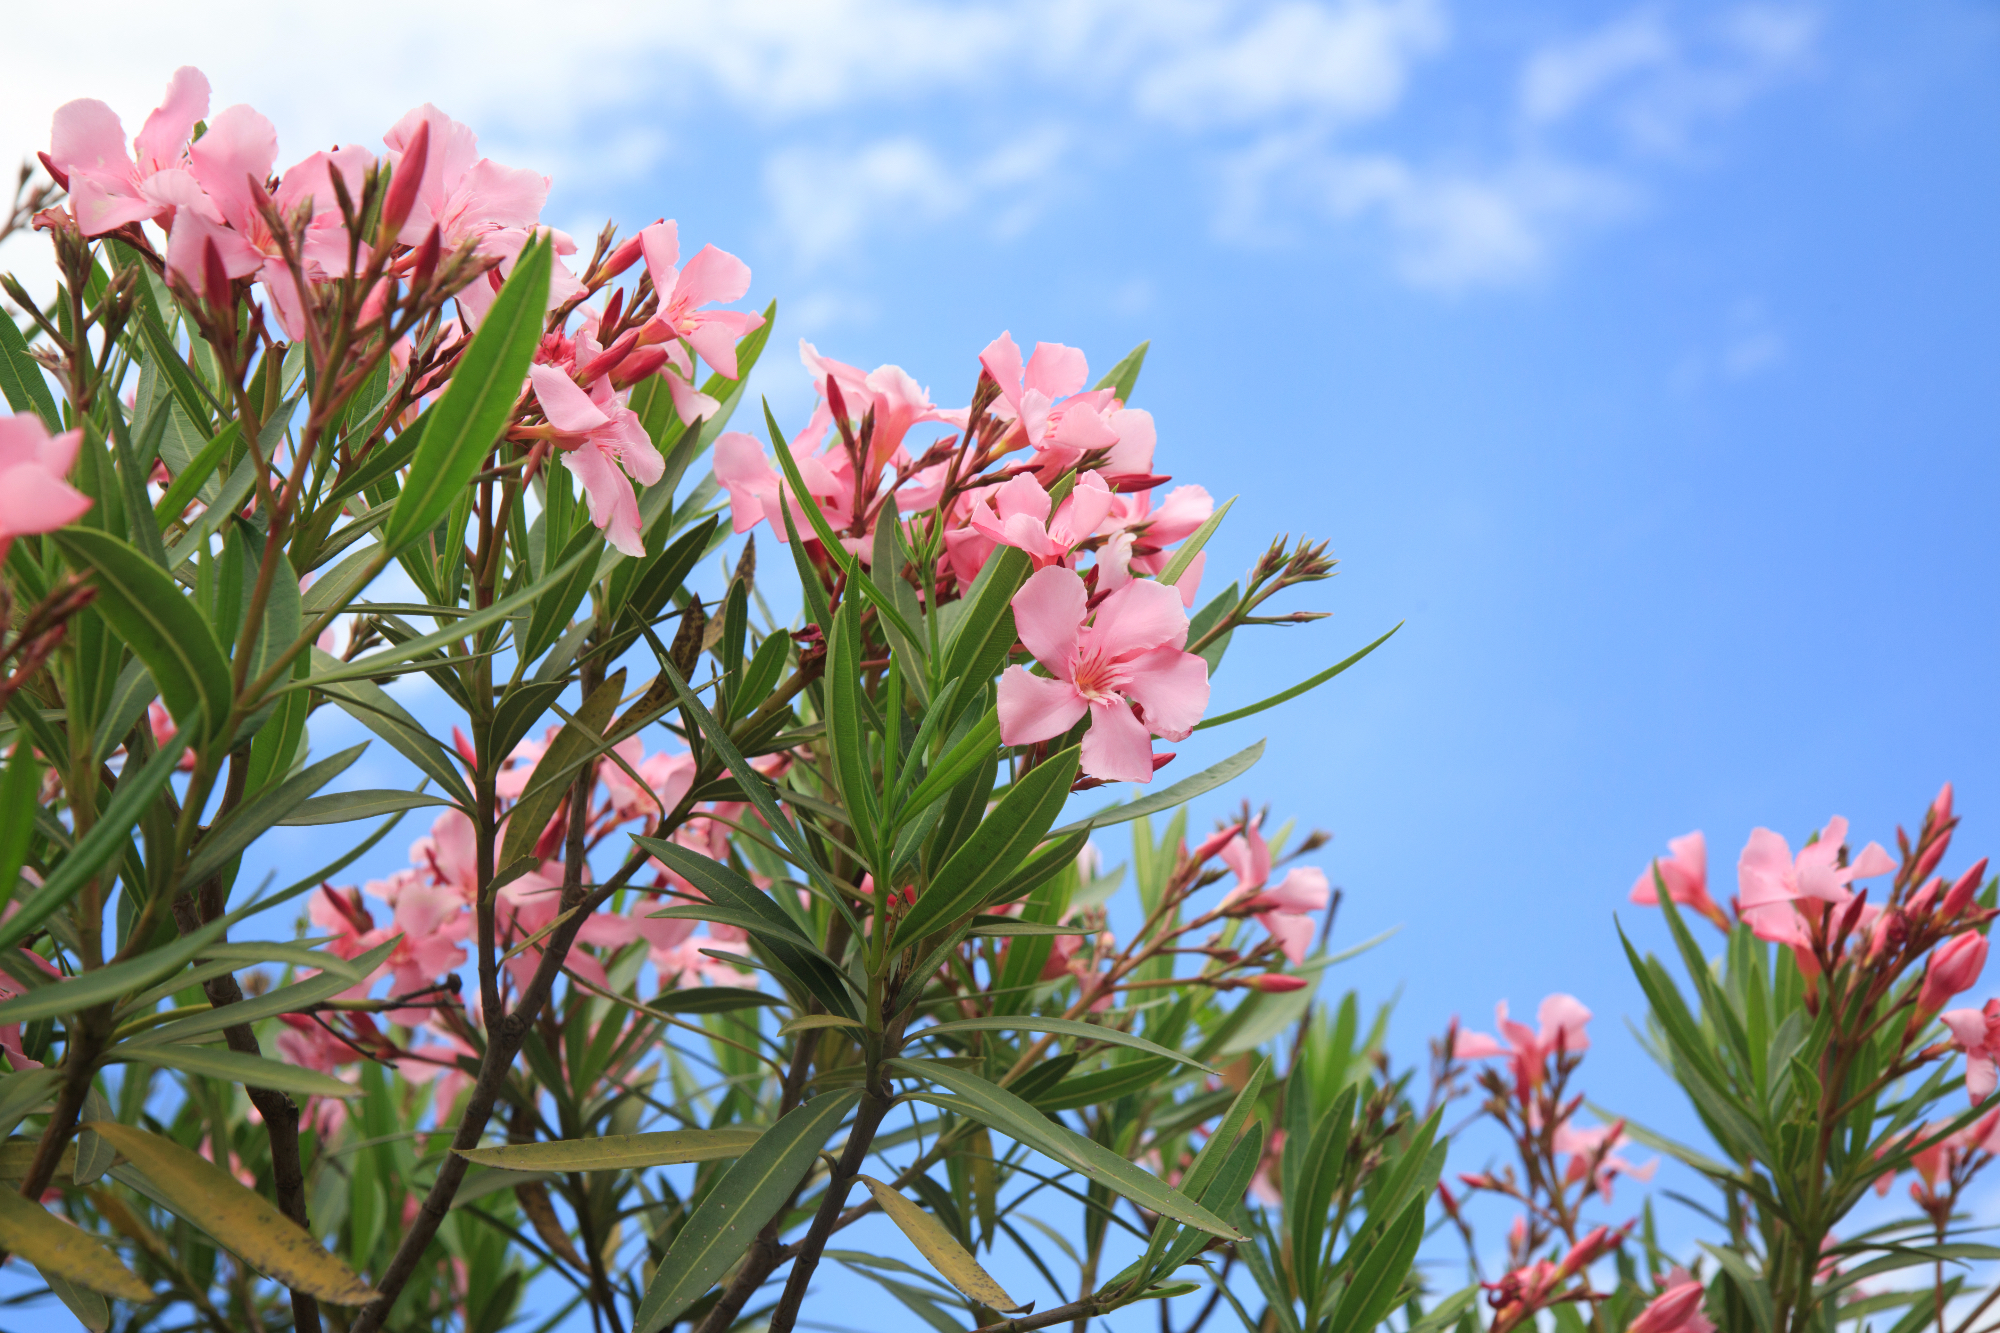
[858,1174,1020,1311]
[455,1128,765,1173]
[0,1188,151,1302]
[85,1121,375,1305]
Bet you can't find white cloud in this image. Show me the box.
[1520,12,1675,126]
[1671,298,1787,392]
[1134,0,1447,128]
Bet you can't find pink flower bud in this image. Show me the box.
[602,230,648,279]
[382,117,429,241]
[1921,934,1990,1014]
[610,346,669,390]
[1915,835,1951,886]
[1934,782,1956,827]
[581,328,641,384]
[1189,824,1243,867]
[1244,973,1308,993]
[1943,859,1990,920]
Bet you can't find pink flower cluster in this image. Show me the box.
[45,68,764,558]
[715,333,1214,783]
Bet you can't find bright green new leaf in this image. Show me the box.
[1048,740,1265,839]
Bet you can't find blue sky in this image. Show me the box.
[5,0,1998,1319]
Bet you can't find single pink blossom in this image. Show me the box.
[637,220,763,422]
[1093,485,1214,600]
[1737,818,1895,951]
[1630,831,1729,929]
[997,566,1210,784]
[1552,1120,1658,1202]
[0,415,91,556]
[979,332,1155,479]
[712,419,860,549]
[963,471,1116,572]
[1455,994,1592,1093]
[799,340,950,468]
[47,66,209,235]
[1218,822,1329,964]
[1941,999,2000,1100]
[529,364,664,556]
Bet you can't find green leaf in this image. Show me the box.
[940,548,1031,718]
[384,237,550,555]
[1155,496,1234,589]
[1195,624,1400,731]
[889,1058,1242,1239]
[128,939,397,1047]
[0,743,41,910]
[0,1187,151,1302]
[1048,740,1265,839]
[1093,341,1149,403]
[86,1120,377,1304]
[920,1016,1212,1073]
[1326,1193,1426,1333]
[53,529,233,743]
[896,708,1001,821]
[308,646,475,810]
[630,1090,862,1333]
[112,1043,362,1098]
[153,421,237,526]
[180,742,366,886]
[637,839,859,1020]
[501,670,626,869]
[0,312,60,428]
[519,521,604,664]
[456,1128,765,1172]
[859,1173,1023,1312]
[892,747,1079,949]
[826,593,879,850]
[278,789,455,825]
[0,734,187,952]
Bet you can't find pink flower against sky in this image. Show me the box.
[1627,1270,1713,1333]
[1940,998,2000,1099]
[46,65,207,235]
[1218,822,1329,964]
[528,363,663,557]
[1737,816,1894,952]
[0,414,90,556]
[1093,484,1213,601]
[1456,993,1592,1092]
[980,332,1155,480]
[959,470,1116,574]
[996,566,1210,784]
[1629,831,1730,930]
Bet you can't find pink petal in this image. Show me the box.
[1455,1030,1507,1060]
[1737,827,1796,908]
[1849,841,1896,880]
[1538,993,1592,1051]
[1054,471,1115,543]
[1221,825,1271,889]
[1080,697,1157,784]
[1264,866,1331,914]
[1023,341,1088,401]
[186,103,278,231]
[997,667,1088,747]
[1121,644,1209,740]
[1174,551,1206,608]
[686,308,764,380]
[1971,1055,1999,1101]
[1942,1008,1990,1049]
[1083,576,1188,659]
[1103,407,1156,477]
[713,432,777,533]
[1050,402,1120,451]
[50,99,130,179]
[1258,910,1315,965]
[458,157,549,233]
[663,367,721,427]
[1010,565,1088,675]
[673,243,753,310]
[639,220,680,292]
[133,67,210,175]
[563,444,644,557]
[530,364,611,435]
[979,331,1025,409]
[993,473,1053,524]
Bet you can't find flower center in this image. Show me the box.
[1070,650,1123,704]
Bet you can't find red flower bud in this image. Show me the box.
[610,346,669,390]
[1943,859,1990,920]
[1934,781,1956,828]
[602,231,647,279]
[1921,933,1989,1015]
[37,151,69,191]
[1244,973,1308,993]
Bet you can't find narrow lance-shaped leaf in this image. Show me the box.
[0,1188,152,1302]
[180,742,366,886]
[84,1121,377,1305]
[1194,623,1400,732]
[630,1090,862,1333]
[53,529,233,744]
[111,1044,362,1099]
[858,1174,1023,1312]
[456,1128,766,1172]
[919,1016,1214,1073]
[384,236,551,555]
[1048,740,1265,839]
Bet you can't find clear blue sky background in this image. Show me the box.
[5,0,1997,1323]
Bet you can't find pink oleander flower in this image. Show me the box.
[1093,485,1213,596]
[1552,1120,1658,1202]
[958,471,1116,574]
[1940,999,2000,1099]
[1484,1225,1625,1333]
[638,221,764,421]
[1921,933,1989,1016]
[712,424,860,551]
[382,104,580,323]
[997,566,1210,784]
[1218,822,1329,964]
[0,415,91,556]
[800,340,951,469]
[1455,994,1592,1093]
[979,332,1155,480]
[1630,831,1730,930]
[1737,817,1895,956]
[1628,1270,1713,1333]
[528,363,663,557]
[46,66,208,235]
[600,737,696,826]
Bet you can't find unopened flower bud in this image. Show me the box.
[602,230,648,279]
[610,345,669,390]
[1934,781,1956,828]
[582,328,641,384]
[1243,973,1308,993]
[382,117,430,242]
[409,223,442,293]
[1920,933,1989,1015]
[1915,834,1951,886]
[1943,859,1990,920]
[36,151,69,191]
[1189,824,1243,866]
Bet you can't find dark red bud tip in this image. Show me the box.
[610,346,669,390]
[1109,473,1173,493]
[582,328,642,384]
[382,118,430,241]
[603,233,645,278]
[36,152,69,192]
[1151,751,1176,772]
[201,237,232,309]
[410,223,442,292]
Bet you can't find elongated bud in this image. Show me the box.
[610,345,668,389]
[1920,933,1989,1015]
[382,117,429,242]
[582,328,641,384]
[1943,859,1990,919]
[600,286,626,332]
[36,151,69,191]
[410,223,442,293]
[1915,833,1952,885]
[201,236,232,309]
[1934,782,1956,827]
[1243,973,1308,993]
[1190,823,1243,866]
[602,231,646,279]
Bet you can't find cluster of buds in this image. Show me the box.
[1482,1222,1631,1333]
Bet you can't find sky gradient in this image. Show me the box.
[4,0,1997,1320]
